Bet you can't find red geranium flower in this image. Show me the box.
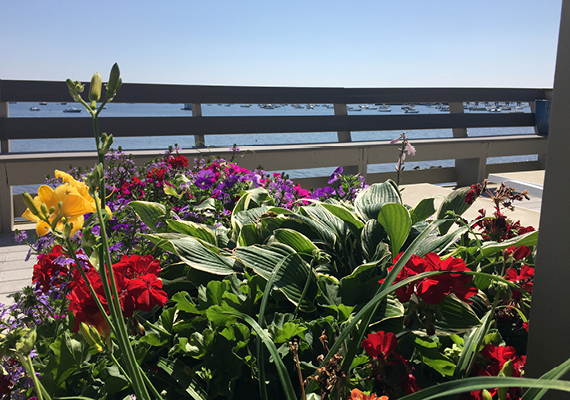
[505,264,534,301]
[381,253,477,305]
[127,273,167,312]
[362,331,397,362]
[32,245,70,292]
[114,254,161,278]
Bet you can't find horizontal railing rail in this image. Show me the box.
[0,80,552,233]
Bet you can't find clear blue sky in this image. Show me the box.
[0,0,563,88]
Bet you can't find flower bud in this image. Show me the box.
[497,360,514,400]
[14,328,36,355]
[89,73,102,103]
[22,193,41,216]
[106,63,121,100]
[482,389,493,400]
[63,221,73,239]
[79,322,105,352]
[40,203,49,217]
[66,79,84,103]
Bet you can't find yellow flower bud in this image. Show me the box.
[22,193,41,216]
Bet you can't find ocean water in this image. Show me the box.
[7,102,537,191]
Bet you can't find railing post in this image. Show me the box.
[0,162,13,234]
[191,103,205,148]
[526,1,570,391]
[450,102,485,186]
[334,103,359,175]
[0,102,9,153]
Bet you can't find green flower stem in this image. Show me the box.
[17,353,51,400]
[92,191,155,400]
[64,239,116,339]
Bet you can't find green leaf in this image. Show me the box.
[377,203,412,257]
[237,223,261,246]
[436,186,472,235]
[398,376,570,400]
[129,201,167,232]
[42,332,87,393]
[216,310,298,400]
[157,357,210,399]
[320,202,365,235]
[149,235,236,275]
[355,180,402,220]
[361,219,389,261]
[416,226,469,256]
[270,322,307,344]
[186,329,215,358]
[273,228,318,255]
[166,220,217,245]
[235,243,318,312]
[163,184,182,199]
[414,337,456,377]
[171,291,202,314]
[434,295,482,335]
[102,365,130,393]
[410,196,437,225]
[477,230,539,261]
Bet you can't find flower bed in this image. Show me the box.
[0,65,564,400]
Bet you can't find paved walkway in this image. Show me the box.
[0,229,35,306]
[0,174,543,306]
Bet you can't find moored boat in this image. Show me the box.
[63,107,82,113]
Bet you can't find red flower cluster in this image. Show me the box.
[168,155,189,168]
[147,168,168,183]
[468,344,525,400]
[505,264,534,301]
[465,182,485,205]
[32,245,74,293]
[382,253,478,305]
[362,331,398,362]
[472,208,535,242]
[119,176,146,199]
[68,255,167,336]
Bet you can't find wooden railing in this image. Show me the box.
[0,80,551,233]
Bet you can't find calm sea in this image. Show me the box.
[8,102,536,191]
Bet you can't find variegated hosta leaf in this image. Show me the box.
[354,180,402,221]
[234,243,318,312]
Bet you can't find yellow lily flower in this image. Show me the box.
[22,184,93,236]
[54,170,113,217]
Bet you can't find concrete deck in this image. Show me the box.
[0,173,543,306]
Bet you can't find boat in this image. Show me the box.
[181,104,192,110]
[378,104,391,112]
[63,107,82,113]
[405,108,419,113]
[39,102,47,105]
[29,107,40,111]
[60,102,67,105]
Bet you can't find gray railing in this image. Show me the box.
[0,80,551,233]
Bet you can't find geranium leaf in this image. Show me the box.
[354,180,402,220]
[377,203,412,258]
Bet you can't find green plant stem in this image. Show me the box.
[64,239,116,339]
[17,353,51,400]
[92,191,154,400]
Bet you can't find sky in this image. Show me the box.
[0,0,563,88]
